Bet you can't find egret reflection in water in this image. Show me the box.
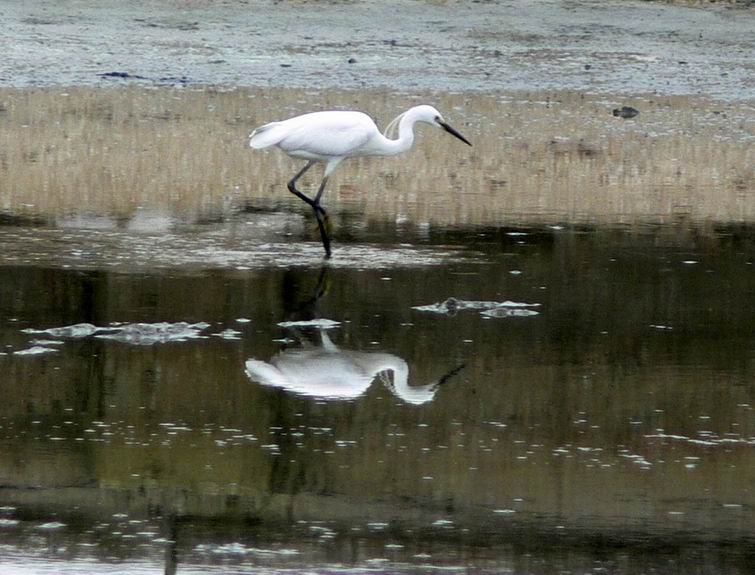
[245,266,463,404]
[245,328,461,404]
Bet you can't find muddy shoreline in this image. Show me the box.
[2,0,754,101]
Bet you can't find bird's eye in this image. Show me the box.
[434,115,441,122]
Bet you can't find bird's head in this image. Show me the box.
[414,105,472,146]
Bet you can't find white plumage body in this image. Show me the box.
[250,111,381,162]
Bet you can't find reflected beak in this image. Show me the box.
[438,120,472,146]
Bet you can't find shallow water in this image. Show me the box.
[0,88,754,574]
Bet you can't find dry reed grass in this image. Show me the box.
[1,86,752,228]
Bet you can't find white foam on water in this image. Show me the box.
[413,297,541,316]
[194,543,301,556]
[36,522,66,530]
[95,322,210,345]
[13,346,59,356]
[21,322,211,346]
[23,323,103,338]
[645,432,755,447]
[29,339,65,346]
[277,319,341,329]
[480,308,540,318]
[367,522,389,530]
[211,329,242,340]
[0,518,20,527]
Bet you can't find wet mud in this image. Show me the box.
[2,0,755,100]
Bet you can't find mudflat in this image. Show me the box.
[1,0,754,100]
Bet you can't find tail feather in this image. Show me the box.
[248,122,285,149]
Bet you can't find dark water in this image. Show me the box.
[0,216,753,574]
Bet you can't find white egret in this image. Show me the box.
[249,105,472,257]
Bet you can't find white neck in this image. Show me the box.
[371,108,424,156]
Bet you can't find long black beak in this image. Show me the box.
[438,120,472,146]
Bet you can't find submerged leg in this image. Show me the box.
[313,207,331,259]
[312,176,331,258]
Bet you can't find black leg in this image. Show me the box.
[314,176,329,205]
[312,176,332,258]
[287,161,326,216]
[313,205,332,259]
[287,163,332,257]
